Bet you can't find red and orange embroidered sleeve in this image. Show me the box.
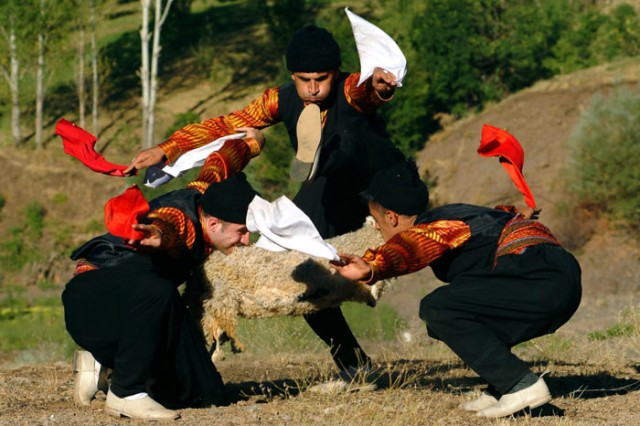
[158,87,280,162]
[344,73,391,115]
[147,207,197,251]
[363,220,471,282]
[185,134,261,194]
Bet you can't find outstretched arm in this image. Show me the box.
[123,87,280,174]
[344,71,397,115]
[332,220,471,284]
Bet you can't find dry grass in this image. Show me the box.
[3,310,640,425]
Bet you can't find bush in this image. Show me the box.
[25,202,46,239]
[567,86,640,227]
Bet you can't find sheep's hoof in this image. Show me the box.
[231,341,245,353]
[211,350,225,363]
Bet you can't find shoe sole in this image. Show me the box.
[105,406,128,418]
[290,104,322,182]
[73,381,93,407]
[477,393,552,418]
[105,406,179,421]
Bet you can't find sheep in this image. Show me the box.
[184,219,391,361]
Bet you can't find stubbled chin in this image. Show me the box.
[220,246,234,255]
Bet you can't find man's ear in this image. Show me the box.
[205,215,222,233]
[384,210,399,227]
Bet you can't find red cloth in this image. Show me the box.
[56,118,133,177]
[104,185,149,240]
[477,124,537,209]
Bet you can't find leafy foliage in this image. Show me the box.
[567,87,640,226]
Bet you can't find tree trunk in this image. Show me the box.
[140,0,151,148]
[10,26,21,146]
[77,24,86,129]
[140,0,173,148]
[35,30,44,150]
[90,0,99,137]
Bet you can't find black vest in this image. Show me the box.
[416,204,514,282]
[278,73,405,238]
[70,188,208,284]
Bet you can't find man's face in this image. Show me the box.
[368,201,398,242]
[291,70,339,105]
[206,218,251,255]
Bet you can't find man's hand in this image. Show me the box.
[123,146,166,176]
[236,127,266,151]
[127,224,163,252]
[372,67,398,99]
[521,206,541,220]
[330,253,373,282]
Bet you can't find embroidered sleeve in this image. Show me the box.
[363,220,471,282]
[186,134,259,193]
[158,87,279,162]
[344,73,390,115]
[147,207,197,251]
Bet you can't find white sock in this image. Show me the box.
[124,392,148,400]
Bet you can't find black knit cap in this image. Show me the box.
[285,25,341,72]
[200,173,257,224]
[362,160,429,215]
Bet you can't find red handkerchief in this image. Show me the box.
[104,185,149,240]
[477,124,536,209]
[56,118,133,177]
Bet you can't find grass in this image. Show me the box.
[3,297,640,424]
[0,292,405,367]
[0,302,76,365]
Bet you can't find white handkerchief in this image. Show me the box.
[246,195,339,261]
[345,8,407,88]
[162,132,246,178]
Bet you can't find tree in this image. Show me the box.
[90,0,101,137]
[76,2,87,129]
[0,0,27,146]
[34,0,71,149]
[140,0,175,149]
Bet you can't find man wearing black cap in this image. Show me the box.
[332,160,582,418]
[125,23,406,381]
[62,136,261,420]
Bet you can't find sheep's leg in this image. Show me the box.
[209,322,227,363]
[225,320,245,354]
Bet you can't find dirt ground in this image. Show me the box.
[2,332,640,425]
[2,57,640,425]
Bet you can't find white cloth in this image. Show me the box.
[345,8,407,88]
[161,132,246,177]
[246,195,339,261]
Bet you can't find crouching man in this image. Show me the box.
[62,133,261,420]
[332,160,581,418]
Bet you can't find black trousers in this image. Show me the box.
[61,254,225,408]
[419,244,582,394]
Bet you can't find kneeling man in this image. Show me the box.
[332,160,581,418]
